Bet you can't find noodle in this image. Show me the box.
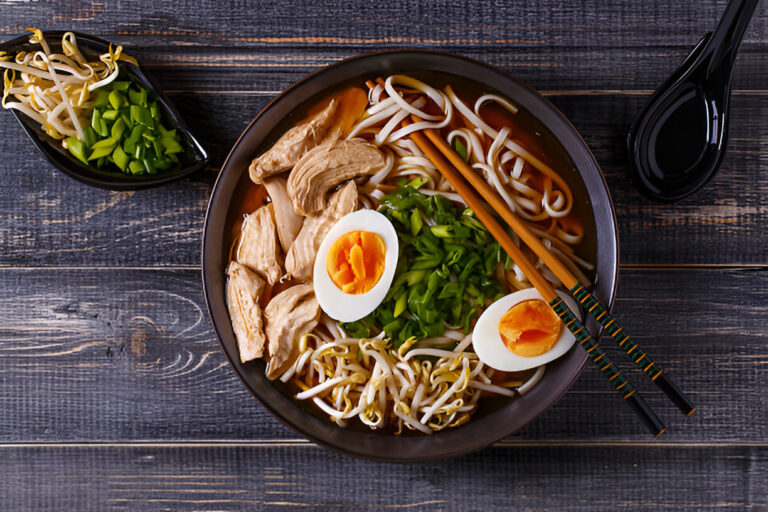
[250,74,596,434]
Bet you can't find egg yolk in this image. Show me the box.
[498,299,562,357]
[326,230,386,294]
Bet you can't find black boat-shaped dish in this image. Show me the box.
[0,30,208,190]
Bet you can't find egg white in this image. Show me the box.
[313,209,399,323]
[472,288,581,372]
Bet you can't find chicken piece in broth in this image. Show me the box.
[236,203,284,285]
[285,181,358,281]
[264,284,321,380]
[287,138,385,216]
[263,176,303,253]
[226,262,267,363]
[249,100,339,185]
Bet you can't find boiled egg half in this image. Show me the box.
[472,288,581,372]
[313,209,399,322]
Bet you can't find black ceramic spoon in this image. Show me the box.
[627,0,760,202]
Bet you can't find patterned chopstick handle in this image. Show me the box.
[569,283,696,416]
[549,297,634,399]
[570,283,662,379]
[550,296,666,436]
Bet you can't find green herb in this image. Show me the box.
[65,79,185,175]
[341,187,506,347]
[453,138,468,160]
[65,137,88,165]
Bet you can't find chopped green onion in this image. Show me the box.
[112,146,129,171]
[110,117,127,140]
[128,160,144,174]
[393,291,407,318]
[130,104,153,127]
[93,89,110,108]
[357,187,507,350]
[88,144,114,161]
[91,136,117,149]
[111,81,131,91]
[430,225,453,238]
[142,158,157,174]
[62,79,185,175]
[82,127,97,147]
[66,137,89,164]
[108,90,127,109]
[453,138,468,160]
[128,88,145,107]
[160,135,183,154]
[410,208,424,236]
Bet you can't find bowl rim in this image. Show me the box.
[0,30,209,190]
[202,49,619,462]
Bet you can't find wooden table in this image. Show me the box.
[1,1,766,510]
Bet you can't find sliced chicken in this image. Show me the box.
[287,138,385,216]
[264,284,320,380]
[226,262,267,363]
[263,176,304,253]
[236,203,283,285]
[249,100,339,185]
[285,181,358,281]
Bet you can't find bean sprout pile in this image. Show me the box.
[0,29,136,141]
[280,322,545,434]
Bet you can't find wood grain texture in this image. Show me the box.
[0,267,765,442]
[1,92,766,266]
[0,444,765,511]
[0,0,767,92]
[2,0,766,44]
[0,0,766,507]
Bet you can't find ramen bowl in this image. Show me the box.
[202,50,618,462]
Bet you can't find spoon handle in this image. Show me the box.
[569,283,697,417]
[705,0,760,77]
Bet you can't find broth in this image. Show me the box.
[224,72,598,434]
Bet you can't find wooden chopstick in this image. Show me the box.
[413,117,695,418]
[398,119,666,437]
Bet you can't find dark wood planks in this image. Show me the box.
[1,92,765,266]
[1,0,767,92]
[2,0,766,46]
[1,444,765,511]
[0,266,765,442]
[82,47,768,93]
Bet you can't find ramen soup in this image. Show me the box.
[224,73,596,434]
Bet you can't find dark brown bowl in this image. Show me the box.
[0,31,208,190]
[202,50,619,462]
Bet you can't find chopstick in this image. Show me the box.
[395,118,666,436]
[415,120,695,418]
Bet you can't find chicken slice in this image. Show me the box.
[264,284,320,380]
[287,138,385,216]
[249,100,339,185]
[285,181,358,281]
[236,203,283,285]
[263,176,304,253]
[226,262,267,363]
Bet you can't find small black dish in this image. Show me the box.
[0,30,208,190]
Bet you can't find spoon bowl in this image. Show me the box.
[627,0,759,201]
